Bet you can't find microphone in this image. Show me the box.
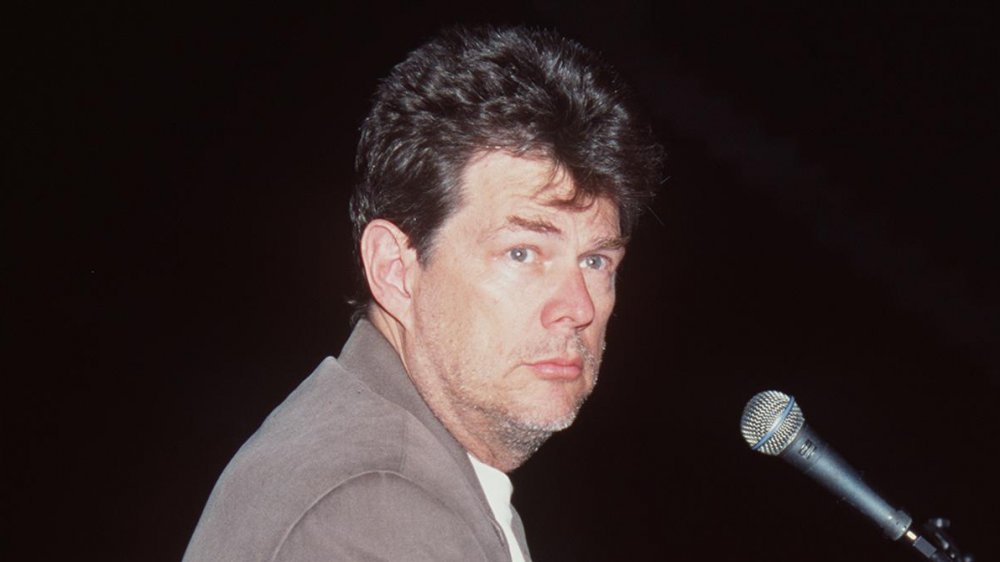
[740,390,954,561]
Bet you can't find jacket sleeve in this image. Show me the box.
[272,471,493,562]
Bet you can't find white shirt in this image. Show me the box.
[468,454,527,562]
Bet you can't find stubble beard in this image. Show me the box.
[453,334,604,466]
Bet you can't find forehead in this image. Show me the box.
[456,151,620,230]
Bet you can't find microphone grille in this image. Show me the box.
[740,390,805,456]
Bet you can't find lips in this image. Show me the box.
[527,357,584,380]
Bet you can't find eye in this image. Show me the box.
[580,254,610,271]
[507,247,537,263]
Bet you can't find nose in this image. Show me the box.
[540,265,597,330]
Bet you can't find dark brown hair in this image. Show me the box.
[349,25,663,318]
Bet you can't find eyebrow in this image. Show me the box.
[501,215,629,251]
[506,215,561,234]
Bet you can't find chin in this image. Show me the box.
[512,400,583,433]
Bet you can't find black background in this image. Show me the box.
[7,3,998,561]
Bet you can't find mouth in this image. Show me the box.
[527,357,584,381]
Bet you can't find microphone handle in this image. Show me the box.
[780,425,961,561]
[779,424,912,540]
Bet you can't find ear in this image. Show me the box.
[359,219,419,326]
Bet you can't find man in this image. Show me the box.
[184,25,661,561]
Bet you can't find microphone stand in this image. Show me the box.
[900,517,972,561]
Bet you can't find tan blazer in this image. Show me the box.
[183,320,531,561]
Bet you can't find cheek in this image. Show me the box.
[415,267,474,338]
[589,279,617,317]
[426,266,515,344]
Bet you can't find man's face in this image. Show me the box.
[400,151,625,467]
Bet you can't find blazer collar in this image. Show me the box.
[338,318,532,561]
[337,319,485,497]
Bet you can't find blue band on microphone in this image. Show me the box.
[751,395,796,451]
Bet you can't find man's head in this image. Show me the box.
[351,26,661,280]
[351,26,662,471]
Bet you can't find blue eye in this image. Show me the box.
[508,247,535,263]
[580,255,609,270]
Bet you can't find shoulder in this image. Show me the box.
[217,355,459,510]
[185,357,479,561]
[273,471,489,562]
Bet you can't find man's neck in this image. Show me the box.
[366,305,526,472]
